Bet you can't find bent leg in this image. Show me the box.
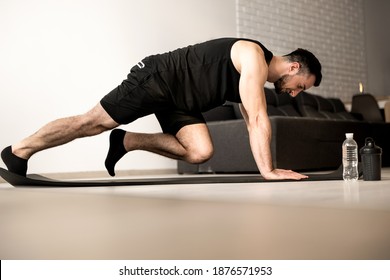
[175,123,214,163]
[2,103,119,175]
[105,123,214,176]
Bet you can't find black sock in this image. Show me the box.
[105,129,127,177]
[1,146,28,177]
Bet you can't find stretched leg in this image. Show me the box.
[105,123,213,176]
[1,103,119,176]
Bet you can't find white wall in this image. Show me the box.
[0,0,236,174]
[364,0,390,97]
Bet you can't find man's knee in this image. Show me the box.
[78,104,119,136]
[185,145,214,164]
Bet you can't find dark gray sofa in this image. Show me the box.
[177,89,390,174]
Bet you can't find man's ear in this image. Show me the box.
[289,62,300,74]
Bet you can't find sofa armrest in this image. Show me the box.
[177,119,258,174]
[200,120,258,173]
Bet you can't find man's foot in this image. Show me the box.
[105,129,127,177]
[1,146,28,177]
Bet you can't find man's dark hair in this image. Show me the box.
[284,48,322,87]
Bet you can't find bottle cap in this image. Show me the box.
[360,137,382,155]
[345,133,354,139]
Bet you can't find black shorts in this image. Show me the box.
[100,62,205,135]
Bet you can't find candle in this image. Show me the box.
[359,82,364,93]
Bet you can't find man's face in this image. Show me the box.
[274,73,316,97]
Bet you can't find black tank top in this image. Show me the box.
[141,38,273,112]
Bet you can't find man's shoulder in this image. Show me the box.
[231,38,273,65]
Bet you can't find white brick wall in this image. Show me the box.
[237,0,367,102]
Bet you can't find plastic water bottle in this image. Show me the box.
[342,133,359,181]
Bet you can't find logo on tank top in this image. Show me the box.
[136,61,145,69]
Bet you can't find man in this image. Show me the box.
[1,38,322,180]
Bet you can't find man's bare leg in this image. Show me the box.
[105,124,214,176]
[1,103,119,176]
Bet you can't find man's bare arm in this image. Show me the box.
[233,41,307,180]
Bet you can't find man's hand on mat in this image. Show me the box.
[262,169,308,180]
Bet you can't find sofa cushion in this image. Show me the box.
[230,88,301,119]
[264,88,286,116]
[315,95,344,120]
[265,88,301,117]
[328,98,357,120]
[276,92,301,117]
[203,88,354,122]
[295,92,356,120]
[203,103,236,122]
[296,92,327,118]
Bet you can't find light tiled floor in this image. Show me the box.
[1,168,390,259]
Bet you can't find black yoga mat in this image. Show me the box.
[0,166,350,188]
